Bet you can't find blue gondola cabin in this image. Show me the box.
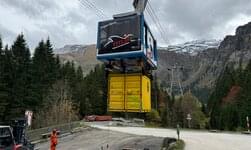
[96,13,157,69]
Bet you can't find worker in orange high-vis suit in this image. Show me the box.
[50,129,58,150]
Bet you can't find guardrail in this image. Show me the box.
[27,121,84,141]
[111,118,145,127]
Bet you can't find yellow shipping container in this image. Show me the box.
[108,73,151,112]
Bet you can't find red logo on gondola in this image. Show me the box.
[104,34,134,50]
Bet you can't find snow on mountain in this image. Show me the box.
[160,39,221,56]
[54,44,87,54]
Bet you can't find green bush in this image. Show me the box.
[146,109,161,122]
[191,111,207,129]
[167,140,185,150]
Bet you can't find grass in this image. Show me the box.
[145,122,162,128]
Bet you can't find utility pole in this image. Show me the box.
[178,72,184,96]
[176,124,180,140]
[167,65,184,126]
[168,65,184,97]
[247,116,250,132]
[170,66,174,95]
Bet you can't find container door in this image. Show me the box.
[125,75,141,111]
[142,75,151,112]
[109,76,125,111]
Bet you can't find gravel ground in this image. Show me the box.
[36,128,163,150]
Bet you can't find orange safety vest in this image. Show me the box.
[50,133,58,150]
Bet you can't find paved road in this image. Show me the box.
[91,123,251,150]
[36,128,163,150]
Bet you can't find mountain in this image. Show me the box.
[54,41,219,102]
[216,22,251,68]
[160,39,221,56]
[54,44,101,75]
[54,45,85,54]
[158,22,251,102]
[54,22,251,103]
[157,45,219,102]
[207,22,251,130]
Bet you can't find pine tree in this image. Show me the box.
[208,66,236,129]
[71,66,84,108]
[54,55,61,79]
[237,59,251,128]
[0,46,15,121]
[209,61,251,130]
[151,73,159,110]
[8,34,32,119]
[79,64,107,116]
[31,40,46,109]
[31,39,58,110]
[0,37,2,53]
[45,38,57,83]
[0,37,8,121]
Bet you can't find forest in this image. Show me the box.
[0,34,106,128]
[208,61,251,131]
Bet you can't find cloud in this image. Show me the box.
[0,0,96,51]
[0,24,16,47]
[1,0,59,18]
[148,0,251,44]
[0,0,251,50]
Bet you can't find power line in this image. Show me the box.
[145,0,169,44]
[146,7,167,45]
[78,0,168,45]
[85,0,108,18]
[148,1,169,44]
[78,0,102,18]
[148,3,166,36]
[146,5,169,44]
[78,0,108,19]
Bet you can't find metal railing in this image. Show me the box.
[27,121,83,141]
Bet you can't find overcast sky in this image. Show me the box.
[0,0,251,51]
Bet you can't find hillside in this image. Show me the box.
[54,40,220,102]
[54,22,251,103]
[158,22,251,101]
[54,44,101,76]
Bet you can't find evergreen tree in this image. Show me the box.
[209,61,251,130]
[236,60,251,128]
[54,55,61,79]
[0,37,2,53]
[31,39,58,109]
[45,38,57,82]
[0,37,8,121]
[31,41,45,109]
[209,66,236,129]
[151,73,159,110]
[0,46,14,121]
[6,34,32,119]
[80,64,107,115]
